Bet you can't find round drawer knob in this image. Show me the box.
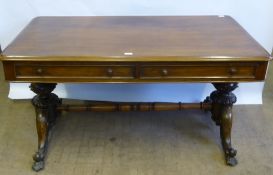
[229,67,237,75]
[36,68,43,74]
[107,68,113,76]
[161,69,168,76]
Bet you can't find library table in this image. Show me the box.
[0,16,270,171]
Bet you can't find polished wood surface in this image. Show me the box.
[1,16,269,83]
[1,16,270,83]
[1,16,270,62]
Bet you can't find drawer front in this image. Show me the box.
[140,65,256,79]
[3,61,267,82]
[15,64,136,79]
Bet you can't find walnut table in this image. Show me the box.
[0,16,270,171]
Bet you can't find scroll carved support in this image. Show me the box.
[209,83,238,166]
[30,83,60,171]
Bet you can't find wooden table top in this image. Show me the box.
[1,16,270,62]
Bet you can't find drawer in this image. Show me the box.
[4,61,266,82]
[15,64,136,79]
[140,65,256,79]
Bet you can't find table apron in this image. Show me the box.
[2,61,268,83]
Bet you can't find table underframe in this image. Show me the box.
[30,82,238,171]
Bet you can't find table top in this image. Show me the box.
[1,16,270,62]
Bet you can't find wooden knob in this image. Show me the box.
[161,69,168,76]
[36,68,43,74]
[107,68,113,76]
[229,67,237,75]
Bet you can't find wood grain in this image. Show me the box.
[1,16,270,62]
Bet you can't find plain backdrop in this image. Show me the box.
[1,0,273,104]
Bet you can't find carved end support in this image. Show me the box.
[30,83,56,102]
[30,83,59,172]
[210,83,238,166]
[210,83,237,125]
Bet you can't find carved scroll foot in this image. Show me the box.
[210,83,238,166]
[225,148,237,166]
[32,150,46,171]
[219,105,238,166]
[30,83,60,171]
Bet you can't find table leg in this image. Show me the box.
[209,83,238,166]
[30,83,60,171]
